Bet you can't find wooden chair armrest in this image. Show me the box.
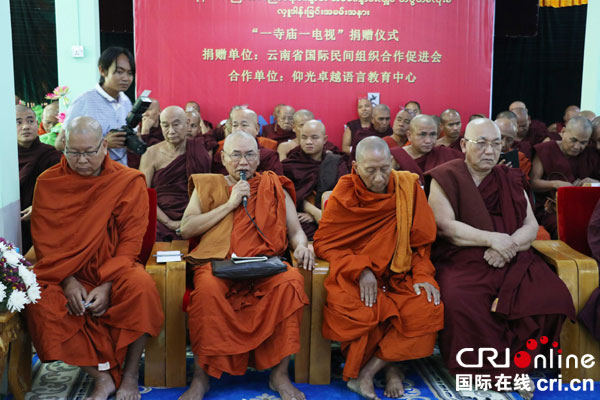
[532,240,580,308]
[24,246,36,265]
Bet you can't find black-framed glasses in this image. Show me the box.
[64,138,104,159]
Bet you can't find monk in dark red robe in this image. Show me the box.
[342,98,373,154]
[16,105,62,252]
[179,131,313,400]
[283,120,348,239]
[531,117,600,237]
[427,119,575,398]
[25,116,163,400]
[262,105,296,145]
[548,105,580,138]
[314,137,443,400]
[436,109,462,150]
[351,104,393,160]
[391,115,462,184]
[383,109,413,149]
[139,106,211,241]
[579,199,600,340]
[496,117,533,181]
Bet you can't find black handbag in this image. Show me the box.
[211,256,287,280]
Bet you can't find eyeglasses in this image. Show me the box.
[64,138,104,159]
[224,151,259,162]
[463,138,502,151]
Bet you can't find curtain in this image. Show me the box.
[539,0,587,8]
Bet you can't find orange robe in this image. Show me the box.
[186,171,309,378]
[25,155,164,387]
[313,169,444,380]
[258,136,278,151]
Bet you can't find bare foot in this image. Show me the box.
[383,364,404,399]
[116,373,140,400]
[179,367,210,400]
[347,376,380,400]
[87,371,116,400]
[269,368,306,400]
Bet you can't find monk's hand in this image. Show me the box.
[484,248,506,268]
[498,159,513,168]
[359,268,378,308]
[553,180,574,190]
[413,282,441,306]
[166,219,181,232]
[85,282,112,317]
[294,244,315,270]
[106,130,126,148]
[62,276,88,316]
[490,233,518,262]
[228,179,251,209]
[297,212,315,223]
[20,206,33,221]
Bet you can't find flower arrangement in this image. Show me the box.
[45,85,70,107]
[0,238,41,313]
[39,85,71,146]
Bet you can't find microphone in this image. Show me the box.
[239,171,248,207]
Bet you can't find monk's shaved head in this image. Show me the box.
[495,117,518,152]
[187,110,201,124]
[43,102,59,116]
[565,115,593,136]
[230,107,259,136]
[355,136,391,163]
[276,105,295,131]
[462,118,502,174]
[440,109,462,140]
[185,101,200,113]
[373,104,390,116]
[66,116,103,143]
[496,110,518,124]
[302,120,326,135]
[16,104,35,117]
[300,120,327,158]
[186,110,202,138]
[16,104,38,148]
[509,101,526,111]
[223,131,258,153]
[560,116,593,157]
[293,109,315,136]
[372,104,391,133]
[564,105,580,123]
[354,136,392,194]
[578,110,597,121]
[408,115,438,155]
[464,118,501,141]
[161,105,187,121]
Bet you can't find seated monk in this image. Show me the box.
[579,199,600,340]
[591,117,600,152]
[495,117,532,180]
[404,100,421,116]
[496,110,533,159]
[278,109,341,161]
[185,100,213,130]
[178,131,314,400]
[578,110,597,121]
[509,101,553,143]
[128,98,164,169]
[391,115,463,184]
[436,109,462,150]
[383,108,414,149]
[283,120,348,239]
[186,109,210,138]
[531,116,600,237]
[139,106,211,241]
[16,104,62,252]
[548,104,580,135]
[211,107,283,175]
[25,116,164,400]
[426,118,575,399]
[342,98,373,154]
[39,102,59,135]
[351,104,393,160]
[262,104,296,145]
[314,136,443,400]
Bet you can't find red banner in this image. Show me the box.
[134,0,495,145]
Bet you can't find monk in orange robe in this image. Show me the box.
[179,131,313,400]
[38,102,59,135]
[383,108,413,149]
[314,136,443,400]
[25,116,164,400]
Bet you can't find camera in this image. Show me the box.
[110,89,152,155]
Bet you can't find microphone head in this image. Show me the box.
[239,170,247,181]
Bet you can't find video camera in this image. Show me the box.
[110,89,152,155]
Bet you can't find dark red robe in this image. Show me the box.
[18,138,62,251]
[211,140,283,176]
[425,159,575,378]
[346,119,373,146]
[514,140,533,160]
[282,147,349,239]
[262,123,296,145]
[152,138,211,241]
[351,126,393,160]
[579,199,600,340]
[391,146,463,184]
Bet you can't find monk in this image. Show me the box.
[496,110,533,159]
[342,98,373,154]
[283,120,348,239]
[531,116,600,236]
[495,117,532,179]
[436,109,462,150]
[314,136,443,400]
[139,106,211,241]
[128,98,164,169]
[178,131,313,400]
[579,199,600,340]
[262,104,296,144]
[391,115,463,184]
[25,116,164,400]
[186,110,210,138]
[351,104,393,160]
[426,118,575,399]
[185,100,213,130]
[211,107,283,175]
[39,102,59,135]
[278,109,314,160]
[16,104,62,252]
[508,101,552,142]
[384,108,413,149]
[578,110,597,121]
[549,105,580,135]
[591,117,600,152]
[404,100,421,115]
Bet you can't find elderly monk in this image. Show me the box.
[496,110,533,159]
[384,109,414,149]
[426,119,575,398]
[25,116,163,400]
[495,117,532,179]
[436,109,462,150]
[509,101,552,143]
[178,131,313,400]
[342,98,374,154]
[283,120,348,239]
[404,100,421,115]
[211,107,282,175]
[314,136,443,400]
[579,200,600,340]
[391,115,463,184]
[39,102,59,135]
[139,106,211,241]
[262,105,296,145]
[531,116,600,236]
[16,105,62,252]
[351,104,393,160]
